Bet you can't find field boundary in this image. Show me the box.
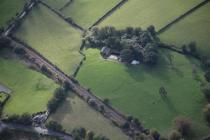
[59,0,73,11]
[3,1,37,36]
[40,0,85,31]
[157,0,210,34]
[89,0,128,29]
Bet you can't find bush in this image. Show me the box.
[46,121,63,132]
[202,86,210,102]
[174,116,192,136]
[4,113,32,125]
[169,130,182,140]
[47,87,67,113]
[203,104,210,124]
[120,49,134,63]
[205,71,210,82]
[150,129,160,140]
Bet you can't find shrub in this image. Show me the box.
[203,104,210,124]
[174,116,192,136]
[4,113,32,125]
[169,130,182,140]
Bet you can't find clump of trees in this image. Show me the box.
[3,113,32,125]
[203,104,210,124]
[204,71,210,82]
[173,116,192,136]
[181,42,198,57]
[71,127,109,140]
[0,36,11,49]
[86,26,159,65]
[47,86,68,113]
[46,121,64,132]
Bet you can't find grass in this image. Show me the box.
[14,4,83,75]
[77,48,210,138]
[0,93,7,103]
[99,0,201,30]
[0,57,57,115]
[49,92,130,140]
[159,2,210,56]
[43,0,70,9]
[61,0,122,29]
[0,0,27,27]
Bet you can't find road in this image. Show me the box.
[0,121,73,140]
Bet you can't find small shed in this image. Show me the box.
[131,60,140,65]
[100,47,111,57]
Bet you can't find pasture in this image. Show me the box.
[14,4,83,75]
[159,2,210,56]
[77,48,210,138]
[99,0,201,30]
[0,57,57,115]
[49,92,129,140]
[60,0,121,28]
[0,0,27,27]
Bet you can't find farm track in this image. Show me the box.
[8,36,145,138]
[89,0,128,29]
[39,0,85,31]
[0,121,74,140]
[157,0,210,34]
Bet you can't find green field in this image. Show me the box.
[0,57,57,115]
[77,49,210,138]
[15,4,83,75]
[61,0,121,29]
[99,0,200,30]
[49,92,129,140]
[0,0,27,27]
[159,2,210,56]
[43,0,70,9]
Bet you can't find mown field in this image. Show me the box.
[60,0,121,29]
[0,57,57,115]
[77,49,210,138]
[159,2,210,56]
[49,92,129,140]
[43,0,70,9]
[0,0,27,27]
[15,4,83,75]
[99,0,201,30]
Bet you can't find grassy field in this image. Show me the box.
[49,92,130,140]
[0,0,27,27]
[43,0,70,9]
[0,57,57,115]
[99,0,201,30]
[77,48,210,138]
[61,0,121,29]
[159,2,210,56]
[15,4,83,75]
